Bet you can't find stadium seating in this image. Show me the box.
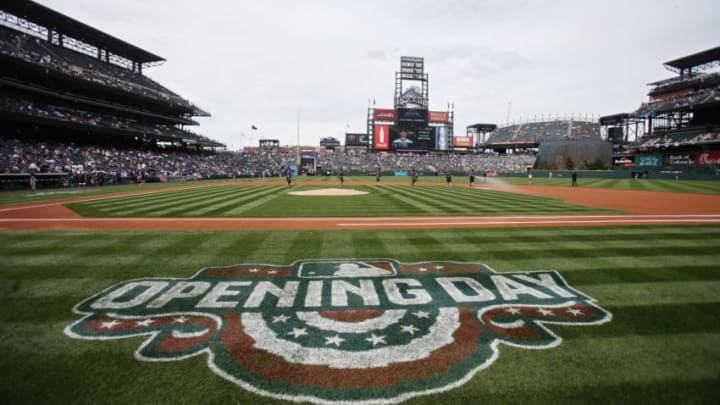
[0,95,210,144]
[635,87,720,116]
[316,152,535,174]
[1,136,536,184]
[487,120,601,144]
[0,26,189,107]
[631,128,720,148]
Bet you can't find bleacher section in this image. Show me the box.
[635,86,720,116]
[631,128,720,149]
[0,95,214,145]
[487,120,601,146]
[0,26,189,107]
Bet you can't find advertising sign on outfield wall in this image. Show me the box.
[696,152,720,165]
[667,154,694,165]
[635,155,662,167]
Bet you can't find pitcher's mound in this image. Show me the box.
[289,188,368,196]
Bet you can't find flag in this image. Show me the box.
[251,125,258,130]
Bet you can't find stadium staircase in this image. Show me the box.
[512,123,524,141]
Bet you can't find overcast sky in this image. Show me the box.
[36,0,720,150]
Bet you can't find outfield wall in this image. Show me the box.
[537,140,612,170]
[506,170,720,180]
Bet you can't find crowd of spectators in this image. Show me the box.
[647,72,720,99]
[1,137,535,185]
[312,151,534,174]
[635,86,720,115]
[488,120,602,144]
[631,129,720,149]
[0,95,214,145]
[0,26,190,107]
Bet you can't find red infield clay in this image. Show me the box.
[1,180,719,231]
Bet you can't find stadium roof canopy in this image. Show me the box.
[663,46,720,75]
[0,0,164,64]
[598,113,630,126]
[467,123,497,132]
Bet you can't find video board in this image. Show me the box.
[400,56,424,80]
[397,108,428,126]
[259,139,279,152]
[374,125,453,152]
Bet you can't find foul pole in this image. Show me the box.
[296,109,301,166]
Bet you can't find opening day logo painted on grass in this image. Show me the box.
[65,259,611,404]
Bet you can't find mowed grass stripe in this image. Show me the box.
[224,187,305,216]
[578,280,720,306]
[100,186,267,216]
[68,184,616,217]
[382,186,451,214]
[98,188,240,216]
[76,185,233,210]
[189,186,287,216]
[237,186,414,217]
[159,186,283,217]
[1,226,719,404]
[397,185,604,215]
[499,177,720,194]
[78,186,279,217]
[392,186,489,214]
[72,185,242,215]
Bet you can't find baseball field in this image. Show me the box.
[1,176,719,404]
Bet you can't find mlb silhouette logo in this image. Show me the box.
[297,259,398,278]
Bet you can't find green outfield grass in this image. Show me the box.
[65,184,619,217]
[1,226,719,404]
[496,176,720,194]
[2,175,719,208]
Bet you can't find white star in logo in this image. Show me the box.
[135,319,155,327]
[272,314,291,324]
[365,333,387,346]
[413,311,430,319]
[400,324,420,335]
[249,268,259,273]
[418,267,428,272]
[288,328,308,339]
[537,308,554,316]
[505,307,521,315]
[100,319,120,329]
[268,270,279,274]
[173,316,189,324]
[325,335,345,347]
[566,308,583,317]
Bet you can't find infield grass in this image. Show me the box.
[65,183,619,217]
[1,226,719,404]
